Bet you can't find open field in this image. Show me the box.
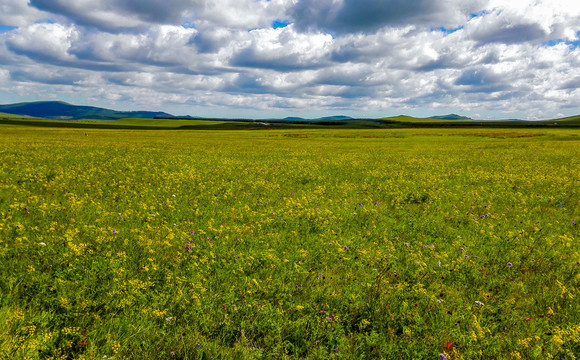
[0,116,256,131]
[2,113,580,130]
[1,125,579,359]
[0,112,37,119]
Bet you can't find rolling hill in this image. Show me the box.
[429,114,473,120]
[0,101,173,120]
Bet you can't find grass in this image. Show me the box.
[2,114,580,131]
[88,118,230,127]
[380,116,472,124]
[0,112,37,119]
[545,116,580,126]
[0,125,579,359]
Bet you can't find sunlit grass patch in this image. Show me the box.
[0,126,579,359]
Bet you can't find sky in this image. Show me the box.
[0,0,579,120]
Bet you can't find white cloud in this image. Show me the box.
[28,0,294,31]
[290,0,489,34]
[0,0,579,118]
[71,25,199,65]
[0,69,9,84]
[0,0,48,26]
[467,0,580,44]
[230,26,334,70]
[7,23,79,62]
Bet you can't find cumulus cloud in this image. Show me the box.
[0,0,48,26]
[230,26,333,71]
[0,69,10,84]
[1,0,580,119]
[28,0,192,31]
[28,0,292,32]
[6,23,79,63]
[290,0,488,35]
[467,0,580,45]
[70,25,199,67]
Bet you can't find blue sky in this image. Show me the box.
[0,0,579,120]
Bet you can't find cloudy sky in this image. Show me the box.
[0,0,579,119]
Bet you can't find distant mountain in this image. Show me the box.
[315,115,353,121]
[266,115,352,121]
[0,101,173,120]
[429,114,473,120]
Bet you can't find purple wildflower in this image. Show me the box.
[171,352,175,356]
[507,262,513,267]
[439,354,448,360]
[464,255,469,259]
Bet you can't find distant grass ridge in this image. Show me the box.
[0,101,172,120]
[1,105,580,129]
[0,112,37,119]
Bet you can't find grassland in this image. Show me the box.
[0,112,37,119]
[2,113,580,130]
[1,125,579,359]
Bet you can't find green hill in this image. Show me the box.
[429,114,473,120]
[0,101,173,120]
[0,112,36,119]
[552,115,580,125]
[381,115,472,123]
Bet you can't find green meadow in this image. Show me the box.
[1,124,579,359]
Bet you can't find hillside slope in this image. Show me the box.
[0,101,172,120]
